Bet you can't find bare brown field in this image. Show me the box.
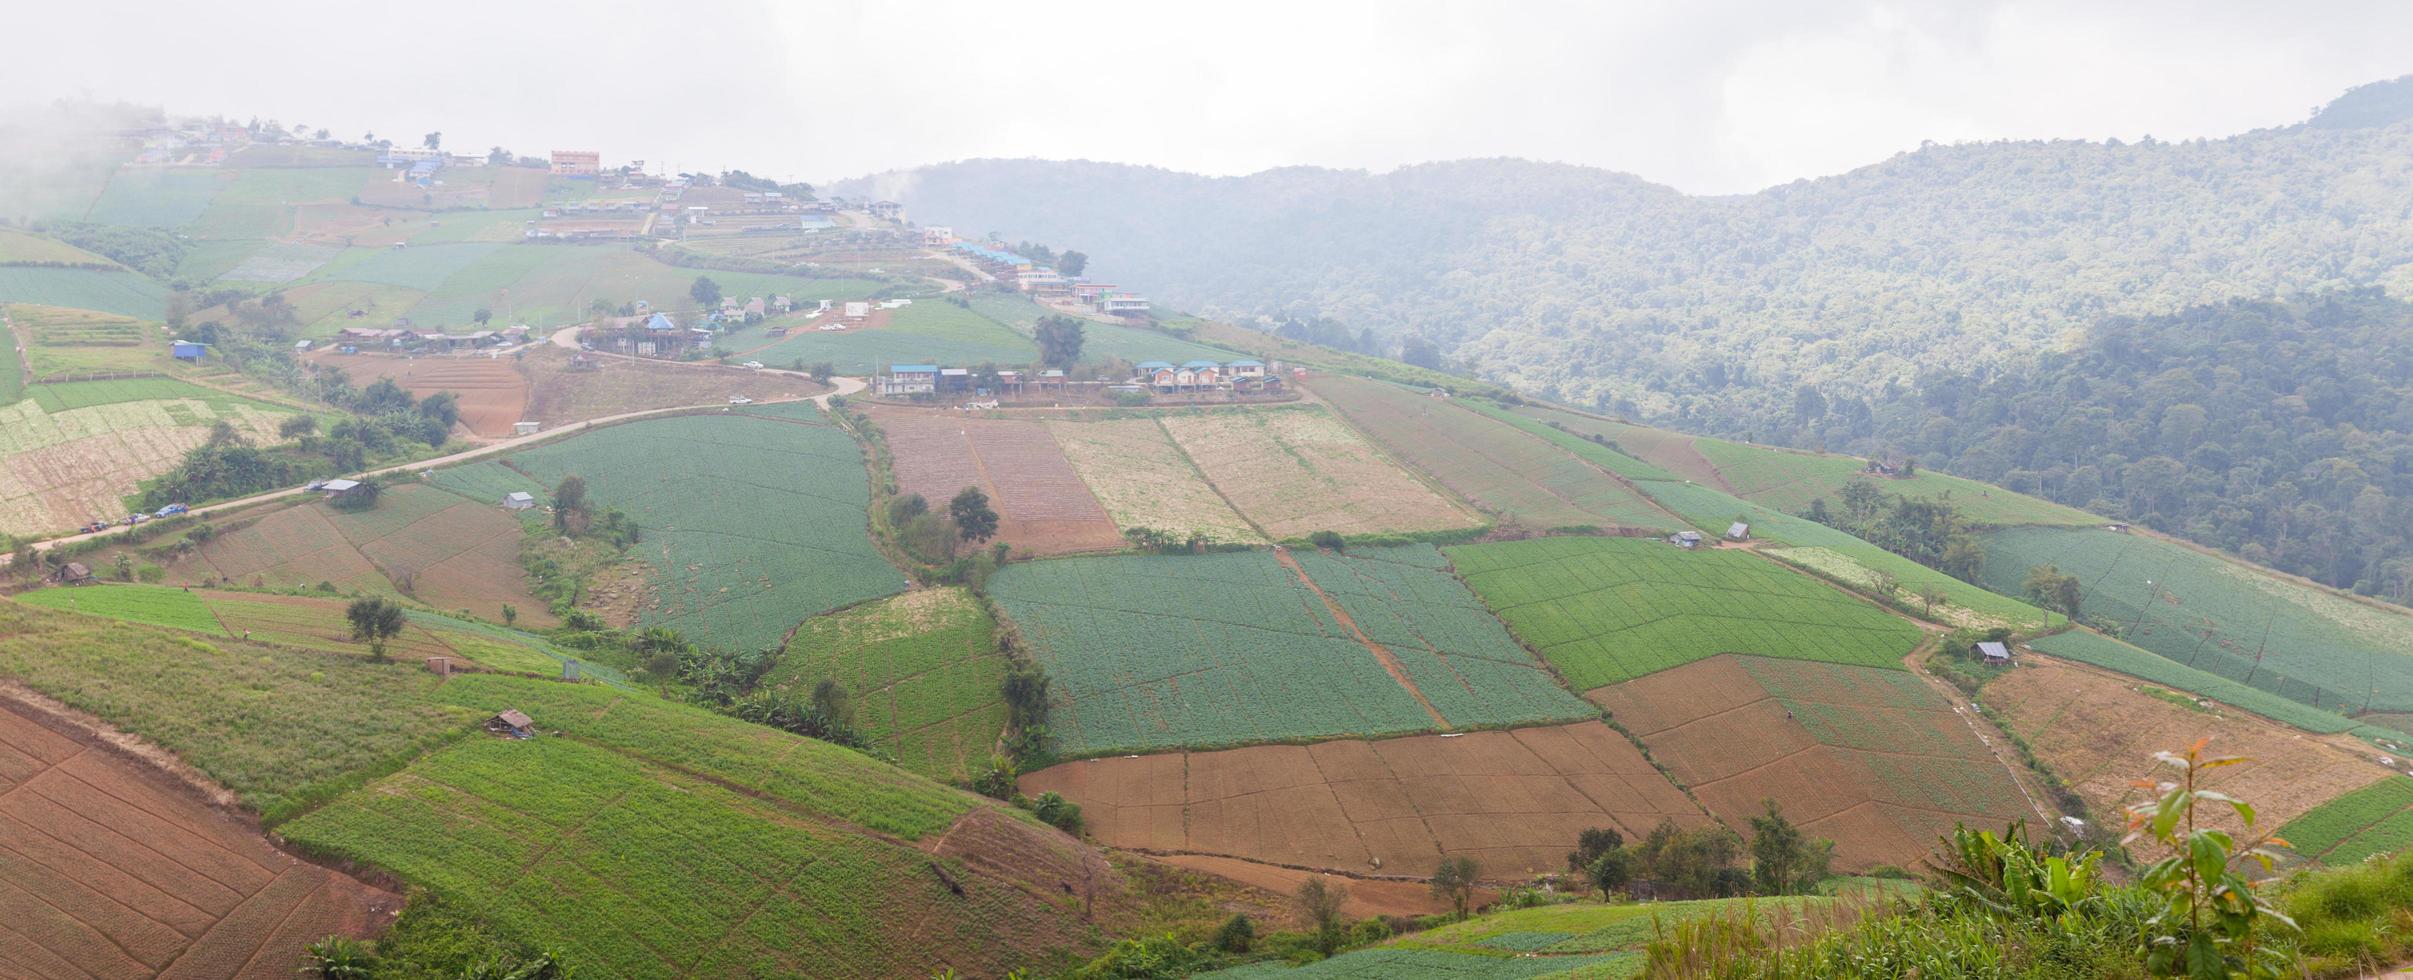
[0,701,395,979]
[172,487,550,624]
[1020,721,1706,880]
[1158,407,1479,540]
[873,407,1125,556]
[307,352,526,438]
[517,347,820,427]
[1152,855,1474,920]
[1050,418,1261,544]
[1591,655,2033,870]
[1988,656,2390,837]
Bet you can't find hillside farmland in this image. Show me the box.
[306,351,528,438]
[1314,376,1679,532]
[1049,417,1262,544]
[1448,536,1922,692]
[0,378,295,536]
[765,587,1007,781]
[1592,654,2034,870]
[1158,406,1482,540]
[871,407,1125,555]
[1022,720,1707,880]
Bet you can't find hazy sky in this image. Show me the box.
[6,0,2409,193]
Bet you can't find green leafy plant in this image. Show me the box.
[2125,738,2296,978]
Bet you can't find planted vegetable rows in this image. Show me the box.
[1447,536,1921,692]
[767,587,1008,781]
[2277,777,2413,866]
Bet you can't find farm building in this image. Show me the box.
[1976,641,2013,664]
[844,301,872,319]
[869,200,902,220]
[51,562,94,585]
[1227,359,1266,378]
[504,492,536,511]
[1668,530,1705,549]
[489,709,536,738]
[514,421,541,436]
[1096,293,1151,317]
[172,341,207,362]
[1726,521,1751,541]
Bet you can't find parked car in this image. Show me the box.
[305,479,328,491]
[742,360,764,370]
[156,503,188,516]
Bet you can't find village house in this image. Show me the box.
[1668,530,1705,549]
[881,364,939,396]
[868,200,902,220]
[1097,292,1151,317]
[923,226,956,246]
[550,150,601,177]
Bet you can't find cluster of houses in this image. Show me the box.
[332,324,532,353]
[944,240,1151,318]
[876,357,1278,397]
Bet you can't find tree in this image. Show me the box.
[1213,913,1254,954]
[114,553,134,581]
[1057,251,1088,277]
[279,414,319,439]
[472,307,492,326]
[1035,315,1086,369]
[689,276,723,309]
[886,493,929,527]
[2023,564,2084,619]
[1400,334,1442,369]
[553,476,590,534]
[422,131,441,150]
[1569,826,1624,875]
[501,603,517,626]
[1917,584,1949,617]
[1748,799,1834,895]
[1431,856,1480,919]
[1295,876,1350,955]
[810,678,854,732]
[346,596,406,662]
[950,486,999,543]
[1634,820,1747,899]
[329,479,381,512]
[1586,847,1635,898]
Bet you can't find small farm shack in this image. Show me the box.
[1976,641,2013,665]
[489,709,536,738]
[503,491,536,511]
[1668,531,1704,550]
[52,562,95,585]
[1725,522,1751,541]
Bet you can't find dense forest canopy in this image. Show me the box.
[840,79,2413,599]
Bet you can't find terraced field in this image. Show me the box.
[1023,720,1707,880]
[1313,376,1677,532]
[0,266,170,320]
[1049,417,1261,544]
[306,351,528,438]
[0,379,293,536]
[1449,536,1922,692]
[988,545,1594,756]
[499,412,907,652]
[516,347,823,429]
[1593,655,2033,869]
[1980,526,2413,713]
[8,304,162,381]
[83,167,230,227]
[766,588,1006,780]
[1158,407,1480,539]
[2024,630,2364,735]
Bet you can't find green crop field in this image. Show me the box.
[962,293,1243,364]
[1980,527,2413,713]
[2276,777,2413,866]
[213,241,344,284]
[318,242,510,291]
[188,167,380,240]
[1332,896,1836,978]
[10,304,163,379]
[280,717,1063,979]
[82,168,229,227]
[1446,536,1922,691]
[0,266,169,319]
[2026,630,2361,734]
[765,587,1005,780]
[26,376,292,413]
[498,412,907,653]
[1461,400,1678,482]
[1205,948,1621,979]
[0,228,117,267]
[1639,479,2056,632]
[16,583,227,634]
[391,245,884,329]
[1315,376,1678,531]
[745,300,1042,374]
[0,600,475,817]
[427,459,549,509]
[988,544,1591,756]
[1690,437,2098,528]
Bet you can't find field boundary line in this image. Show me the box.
[0,868,155,974]
[223,869,334,979]
[1273,548,1449,729]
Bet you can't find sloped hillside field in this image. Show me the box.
[500,411,908,653]
[1591,654,2033,870]
[1448,535,1922,692]
[1980,527,2413,713]
[987,544,1593,756]
[765,587,1007,781]
[2278,777,2413,867]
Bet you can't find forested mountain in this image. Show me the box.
[837,77,2413,598]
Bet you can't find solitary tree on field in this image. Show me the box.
[1917,585,1948,616]
[473,307,492,326]
[1430,856,1480,919]
[553,476,591,534]
[346,596,407,663]
[1748,798,1833,895]
[1035,315,1086,369]
[1295,877,1350,955]
[2023,565,2084,619]
[689,276,723,309]
[951,486,999,543]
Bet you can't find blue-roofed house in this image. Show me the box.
[1181,359,1222,387]
[171,341,206,362]
[1137,360,1177,390]
[646,312,677,332]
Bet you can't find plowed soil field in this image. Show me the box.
[0,701,395,979]
[517,348,821,427]
[1590,654,2033,870]
[307,351,526,438]
[172,486,550,625]
[1986,656,2389,838]
[1158,407,1480,539]
[871,407,1124,556]
[1021,720,1707,880]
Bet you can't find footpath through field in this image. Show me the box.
[1272,546,1450,728]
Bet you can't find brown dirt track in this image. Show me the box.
[1986,656,2393,838]
[1590,654,2034,871]
[308,351,527,438]
[1020,721,1707,881]
[871,407,1125,556]
[0,700,394,979]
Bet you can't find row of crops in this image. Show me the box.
[765,587,1007,781]
[1446,536,1923,691]
[497,412,908,654]
[985,545,1591,756]
[2276,776,2413,865]
[1982,527,2413,714]
[2023,630,2362,735]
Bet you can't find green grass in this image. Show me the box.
[498,412,907,653]
[1980,526,2413,714]
[1639,479,2056,632]
[213,241,344,284]
[0,266,169,319]
[0,599,477,818]
[15,582,227,634]
[2276,777,2413,865]
[1314,376,1679,531]
[0,228,117,267]
[1446,536,1923,691]
[1462,401,1678,481]
[278,730,1059,979]
[745,299,1042,374]
[1690,438,2099,528]
[11,304,164,379]
[988,544,1592,756]
[319,242,509,291]
[25,376,291,413]
[426,459,549,509]
[82,168,229,227]
[961,292,1245,364]
[1207,947,1622,978]
[766,587,1006,781]
[189,167,380,240]
[2025,630,2361,734]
